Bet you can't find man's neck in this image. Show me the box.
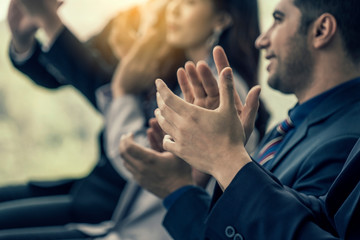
[296,56,360,104]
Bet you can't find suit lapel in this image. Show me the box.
[268,81,360,171]
[209,183,223,210]
[268,121,308,170]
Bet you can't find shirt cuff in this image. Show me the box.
[9,40,36,64]
[163,185,197,210]
[9,26,65,64]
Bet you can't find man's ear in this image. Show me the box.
[312,13,337,49]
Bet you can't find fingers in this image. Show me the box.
[177,68,194,103]
[154,107,178,143]
[147,118,165,152]
[119,134,139,174]
[156,79,192,116]
[154,88,180,143]
[185,61,207,99]
[120,133,154,171]
[213,46,230,75]
[244,86,261,112]
[233,88,244,116]
[149,118,165,139]
[147,128,162,152]
[156,91,179,130]
[196,61,219,99]
[162,134,179,156]
[242,86,261,138]
[213,46,235,112]
[218,67,236,112]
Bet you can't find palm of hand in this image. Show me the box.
[120,133,192,199]
[193,94,219,110]
[173,108,245,175]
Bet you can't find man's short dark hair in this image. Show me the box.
[293,0,360,62]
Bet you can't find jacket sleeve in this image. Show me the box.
[163,187,212,240]
[9,27,114,109]
[41,27,113,109]
[288,136,358,196]
[9,40,66,89]
[205,162,339,240]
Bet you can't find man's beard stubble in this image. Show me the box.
[268,31,314,96]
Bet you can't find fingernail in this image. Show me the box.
[224,68,233,79]
[155,79,161,89]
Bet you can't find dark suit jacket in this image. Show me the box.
[204,139,360,240]
[260,80,360,196]
[10,27,113,109]
[9,27,126,222]
[163,80,360,239]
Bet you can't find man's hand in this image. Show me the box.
[155,47,260,190]
[147,118,211,188]
[147,118,166,152]
[178,47,256,142]
[120,133,193,199]
[17,0,64,41]
[177,61,219,110]
[7,0,39,53]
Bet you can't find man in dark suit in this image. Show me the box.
[119,0,360,238]
[202,139,360,239]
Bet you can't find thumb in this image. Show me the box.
[244,86,261,113]
[242,86,261,141]
[219,67,235,112]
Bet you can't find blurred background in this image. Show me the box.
[0,0,296,185]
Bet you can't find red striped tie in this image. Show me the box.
[256,117,294,166]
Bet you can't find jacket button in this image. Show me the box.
[233,233,244,240]
[225,226,235,238]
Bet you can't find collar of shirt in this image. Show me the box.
[289,77,360,127]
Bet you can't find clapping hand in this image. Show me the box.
[155,46,260,190]
[7,0,39,53]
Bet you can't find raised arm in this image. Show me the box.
[9,0,113,108]
[8,0,66,89]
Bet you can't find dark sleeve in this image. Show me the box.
[9,41,65,89]
[9,27,114,109]
[291,136,358,196]
[204,162,339,240]
[41,27,113,108]
[163,187,211,240]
